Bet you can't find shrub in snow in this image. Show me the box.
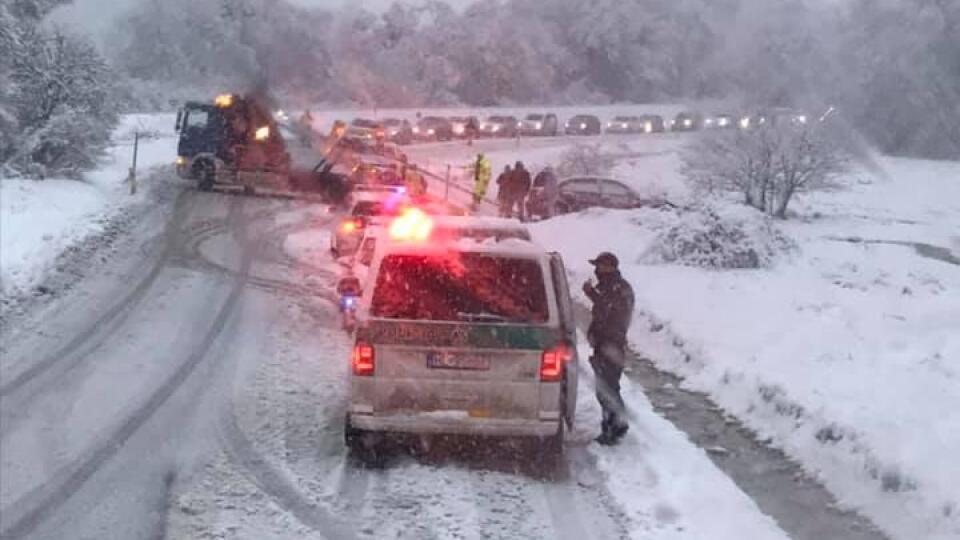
[556,143,617,178]
[642,206,795,269]
[683,122,847,219]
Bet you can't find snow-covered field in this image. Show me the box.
[0,114,177,296]
[528,156,960,540]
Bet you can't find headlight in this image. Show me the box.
[621,122,628,128]
[580,123,586,129]
[175,156,187,166]
[255,126,270,141]
[718,118,729,127]
[683,119,693,127]
[796,115,808,124]
[492,125,501,132]
[413,126,420,134]
[427,128,435,135]
[705,118,714,126]
[533,122,542,129]
[452,124,465,135]
[739,117,751,129]
[644,123,653,133]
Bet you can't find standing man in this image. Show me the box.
[496,164,514,217]
[471,153,492,210]
[583,252,635,445]
[532,165,559,219]
[511,161,532,221]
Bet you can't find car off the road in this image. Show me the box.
[527,176,673,218]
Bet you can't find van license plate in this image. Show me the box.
[426,352,490,371]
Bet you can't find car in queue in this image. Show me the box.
[671,111,703,131]
[479,115,520,138]
[331,191,409,257]
[519,113,559,137]
[605,116,644,134]
[528,176,673,217]
[413,116,455,142]
[704,113,735,129]
[564,114,602,135]
[637,114,667,133]
[449,116,479,139]
[344,208,578,462]
[382,118,413,145]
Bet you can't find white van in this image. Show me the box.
[345,225,578,459]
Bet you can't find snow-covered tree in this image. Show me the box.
[684,122,847,218]
[1,0,117,179]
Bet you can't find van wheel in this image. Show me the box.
[345,416,387,467]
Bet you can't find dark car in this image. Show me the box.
[413,116,454,141]
[528,177,671,217]
[564,114,602,135]
[704,113,735,129]
[382,118,413,144]
[637,114,667,133]
[479,115,520,138]
[519,113,559,136]
[449,116,479,139]
[671,112,704,131]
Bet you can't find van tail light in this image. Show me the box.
[541,343,571,382]
[352,343,375,376]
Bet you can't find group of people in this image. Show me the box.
[469,153,559,220]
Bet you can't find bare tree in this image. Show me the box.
[684,123,847,219]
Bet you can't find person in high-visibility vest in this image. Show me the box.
[470,153,492,208]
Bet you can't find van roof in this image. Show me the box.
[378,236,547,259]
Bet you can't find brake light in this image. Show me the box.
[352,343,375,376]
[341,219,364,234]
[541,344,571,382]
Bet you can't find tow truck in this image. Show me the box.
[175,93,290,192]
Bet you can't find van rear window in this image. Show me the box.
[371,254,548,324]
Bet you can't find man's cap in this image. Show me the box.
[589,252,619,268]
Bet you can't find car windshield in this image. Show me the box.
[525,114,544,121]
[352,119,380,128]
[488,116,514,123]
[371,253,548,323]
[570,115,594,122]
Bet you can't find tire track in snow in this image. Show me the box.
[0,189,194,400]
[217,405,358,540]
[0,196,252,540]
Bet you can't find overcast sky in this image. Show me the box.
[52,0,477,39]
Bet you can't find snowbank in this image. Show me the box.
[531,155,960,540]
[641,204,795,269]
[1,114,177,296]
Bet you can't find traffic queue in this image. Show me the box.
[331,107,812,146]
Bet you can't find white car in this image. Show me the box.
[344,210,578,461]
[331,192,408,257]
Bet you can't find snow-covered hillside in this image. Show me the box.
[0,114,176,296]
[530,154,960,540]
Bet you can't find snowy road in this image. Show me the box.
[0,160,830,539]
